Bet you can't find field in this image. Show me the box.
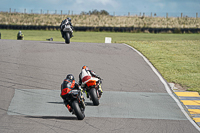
[0,12,200,28]
[0,30,200,93]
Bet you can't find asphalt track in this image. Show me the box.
[0,39,199,133]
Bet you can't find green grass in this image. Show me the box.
[123,40,200,93]
[0,29,200,93]
[1,29,199,42]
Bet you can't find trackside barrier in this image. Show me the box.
[0,24,200,33]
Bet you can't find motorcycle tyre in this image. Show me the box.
[72,100,85,120]
[89,88,99,106]
[65,32,70,44]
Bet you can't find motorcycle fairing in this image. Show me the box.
[61,88,72,96]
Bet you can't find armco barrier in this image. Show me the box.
[0,24,200,33]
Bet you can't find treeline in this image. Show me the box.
[80,9,109,15]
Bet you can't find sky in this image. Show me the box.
[0,0,200,17]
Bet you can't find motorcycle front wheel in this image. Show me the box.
[65,32,70,44]
[72,100,85,120]
[89,88,99,106]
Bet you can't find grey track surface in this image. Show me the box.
[0,39,199,133]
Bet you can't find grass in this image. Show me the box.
[123,40,200,93]
[0,12,200,28]
[0,29,200,93]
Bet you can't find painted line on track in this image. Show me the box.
[172,87,200,127]
[123,43,200,131]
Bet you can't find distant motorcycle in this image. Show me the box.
[62,87,85,120]
[62,19,73,44]
[82,77,103,106]
[17,32,24,40]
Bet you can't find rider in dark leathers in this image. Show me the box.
[60,17,74,38]
[61,74,82,112]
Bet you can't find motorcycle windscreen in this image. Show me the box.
[63,25,72,32]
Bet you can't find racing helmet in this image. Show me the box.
[66,74,74,81]
[82,65,89,70]
[67,17,71,22]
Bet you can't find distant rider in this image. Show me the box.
[79,66,103,97]
[60,17,74,38]
[17,31,24,40]
[60,74,82,112]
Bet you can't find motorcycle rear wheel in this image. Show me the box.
[72,100,85,120]
[89,88,99,106]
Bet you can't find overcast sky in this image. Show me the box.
[0,0,199,17]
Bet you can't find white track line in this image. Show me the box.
[123,43,200,131]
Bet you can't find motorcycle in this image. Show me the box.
[17,33,24,40]
[62,88,85,120]
[82,77,103,106]
[62,19,73,44]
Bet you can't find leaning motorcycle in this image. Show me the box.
[82,77,103,106]
[62,20,73,44]
[17,33,24,40]
[62,88,85,120]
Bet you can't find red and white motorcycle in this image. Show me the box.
[81,69,102,106]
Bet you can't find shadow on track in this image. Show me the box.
[25,116,78,120]
[40,41,72,45]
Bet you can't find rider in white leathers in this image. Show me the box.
[79,66,103,97]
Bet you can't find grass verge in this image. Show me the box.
[0,30,200,93]
[122,40,200,93]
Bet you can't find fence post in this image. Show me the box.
[151,12,152,17]
[128,12,130,16]
[166,13,168,18]
[196,13,198,19]
[181,13,183,18]
[9,8,11,13]
[41,9,42,14]
[68,10,70,15]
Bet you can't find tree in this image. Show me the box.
[80,9,109,15]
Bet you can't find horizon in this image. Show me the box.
[0,0,199,17]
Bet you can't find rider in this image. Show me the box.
[17,31,24,40]
[60,17,74,38]
[60,74,82,112]
[79,65,103,97]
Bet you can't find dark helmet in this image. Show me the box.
[66,74,74,81]
[67,17,71,22]
[82,65,89,71]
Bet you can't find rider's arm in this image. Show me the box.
[89,70,101,79]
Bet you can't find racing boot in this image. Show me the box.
[66,104,72,112]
